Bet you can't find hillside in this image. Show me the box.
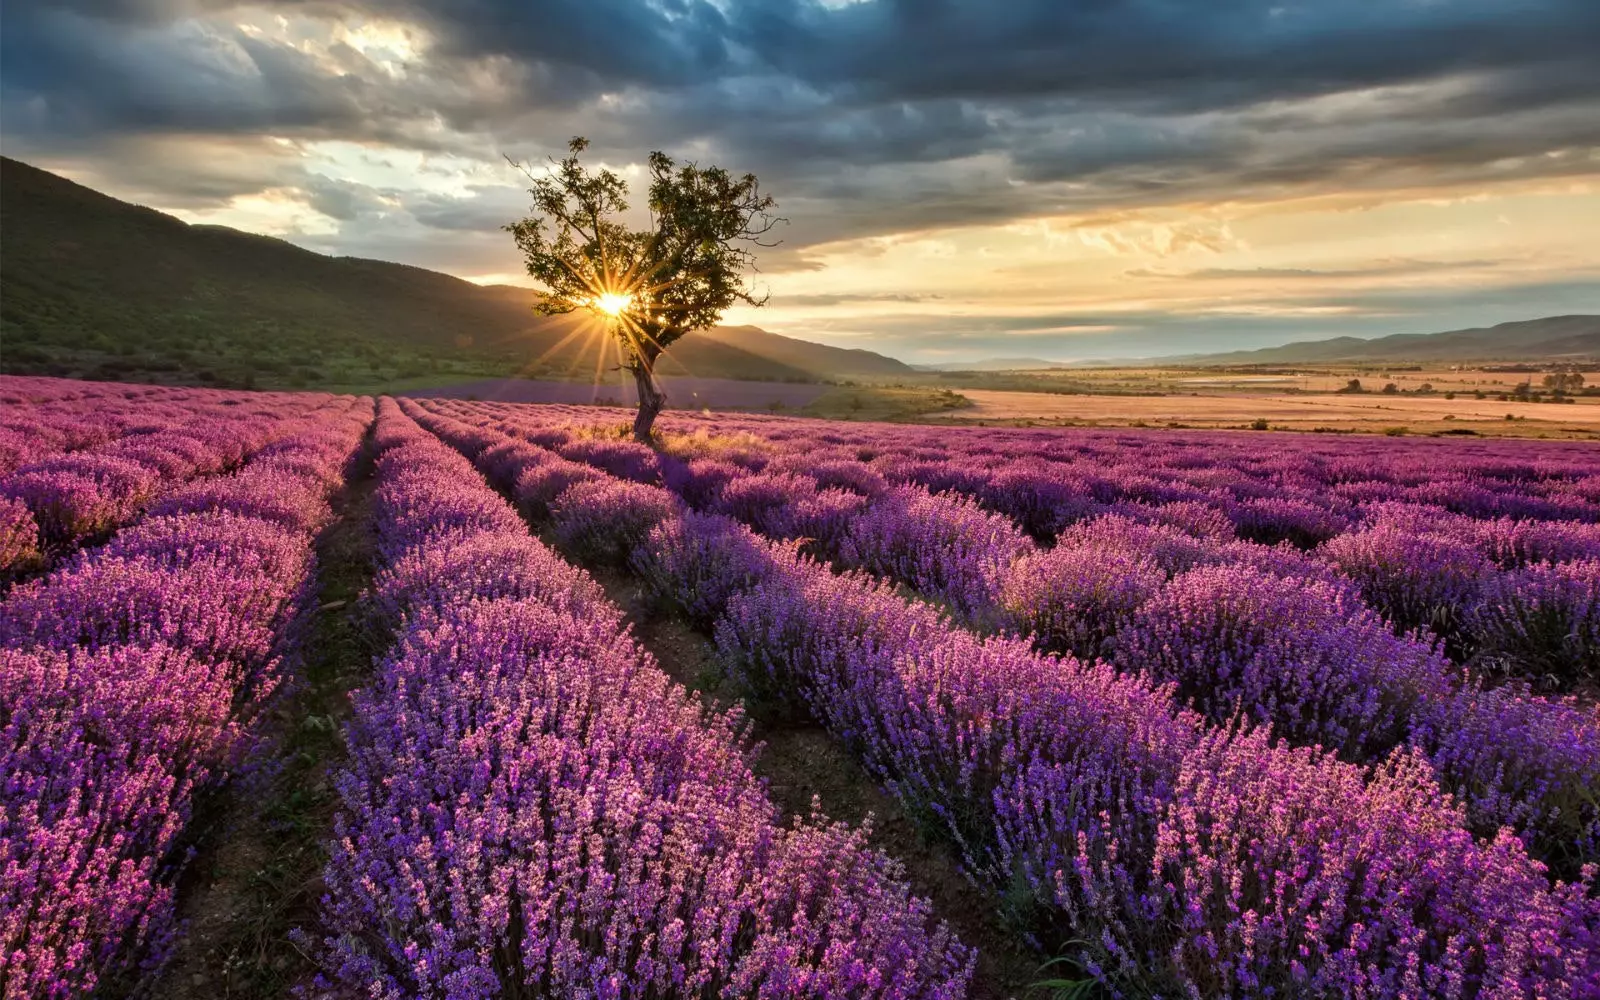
[1164,315,1600,366]
[0,157,911,389]
[914,357,1074,372]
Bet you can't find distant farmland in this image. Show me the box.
[936,387,1600,437]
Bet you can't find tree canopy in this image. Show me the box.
[506,137,781,439]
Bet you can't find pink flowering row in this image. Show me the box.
[0,377,318,473]
[300,399,973,999]
[1,389,363,576]
[0,398,370,998]
[437,399,1598,529]
[410,399,1600,874]
[0,375,193,406]
[406,400,1600,999]
[419,400,1600,642]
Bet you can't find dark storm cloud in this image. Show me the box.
[729,0,1600,112]
[6,0,1593,177]
[391,0,739,88]
[0,6,359,138]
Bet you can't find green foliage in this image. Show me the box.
[505,137,781,371]
[803,386,973,421]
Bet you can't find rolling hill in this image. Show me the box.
[0,157,911,389]
[1161,316,1600,367]
[913,357,1075,372]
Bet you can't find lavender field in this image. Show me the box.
[4,374,1599,999]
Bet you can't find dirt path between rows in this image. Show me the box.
[586,566,1043,1000]
[152,447,379,999]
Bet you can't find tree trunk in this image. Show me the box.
[629,358,666,442]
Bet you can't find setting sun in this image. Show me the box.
[594,292,632,317]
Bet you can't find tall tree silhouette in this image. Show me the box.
[507,137,781,440]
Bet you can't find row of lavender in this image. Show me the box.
[434,400,1599,677]
[403,399,1599,1000]
[415,398,1600,877]
[0,394,370,998]
[664,411,1600,683]
[0,376,273,471]
[300,398,972,998]
[2,386,364,576]
[0,375,184,406]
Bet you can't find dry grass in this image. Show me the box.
[927,389,1600,438]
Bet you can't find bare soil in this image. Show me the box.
[151,448,380,999]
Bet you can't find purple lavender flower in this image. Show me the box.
[839,486,1033,624]
[0,496,41,575]
[1321,523,1493,645]
[549,478,683,565]
[999,543,1166,660]
[1468,558,1600,689]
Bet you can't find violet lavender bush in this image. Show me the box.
[422,400,1600,999]
[549,476,683,565]
[1114,564,1456,760]
[997,542,1165,660]
[0,402,370,998]
[302,401,975,999]
[0,497,41,576]
[1467,558,1600,687]
[711,551,1600,999]
[1114,563,1600,870]
[837,486,1033,625]
[630,509,795,630]
[1,643,240,998]
[1321,522,1495,649]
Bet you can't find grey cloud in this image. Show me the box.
[404,184,533,232]
[299,175,392,222]
[730,0,1600,115]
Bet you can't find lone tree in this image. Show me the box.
[506,137,781,440]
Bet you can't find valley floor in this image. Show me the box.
[933,387,1600,438]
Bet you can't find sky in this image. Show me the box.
[3,0,1599,363]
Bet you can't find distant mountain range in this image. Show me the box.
[913,357,1075,372]
[913,317,1600,372]
[0,157,910,388]
[1151,315,1600,367]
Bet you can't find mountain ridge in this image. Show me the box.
[1125,315,1600,367]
